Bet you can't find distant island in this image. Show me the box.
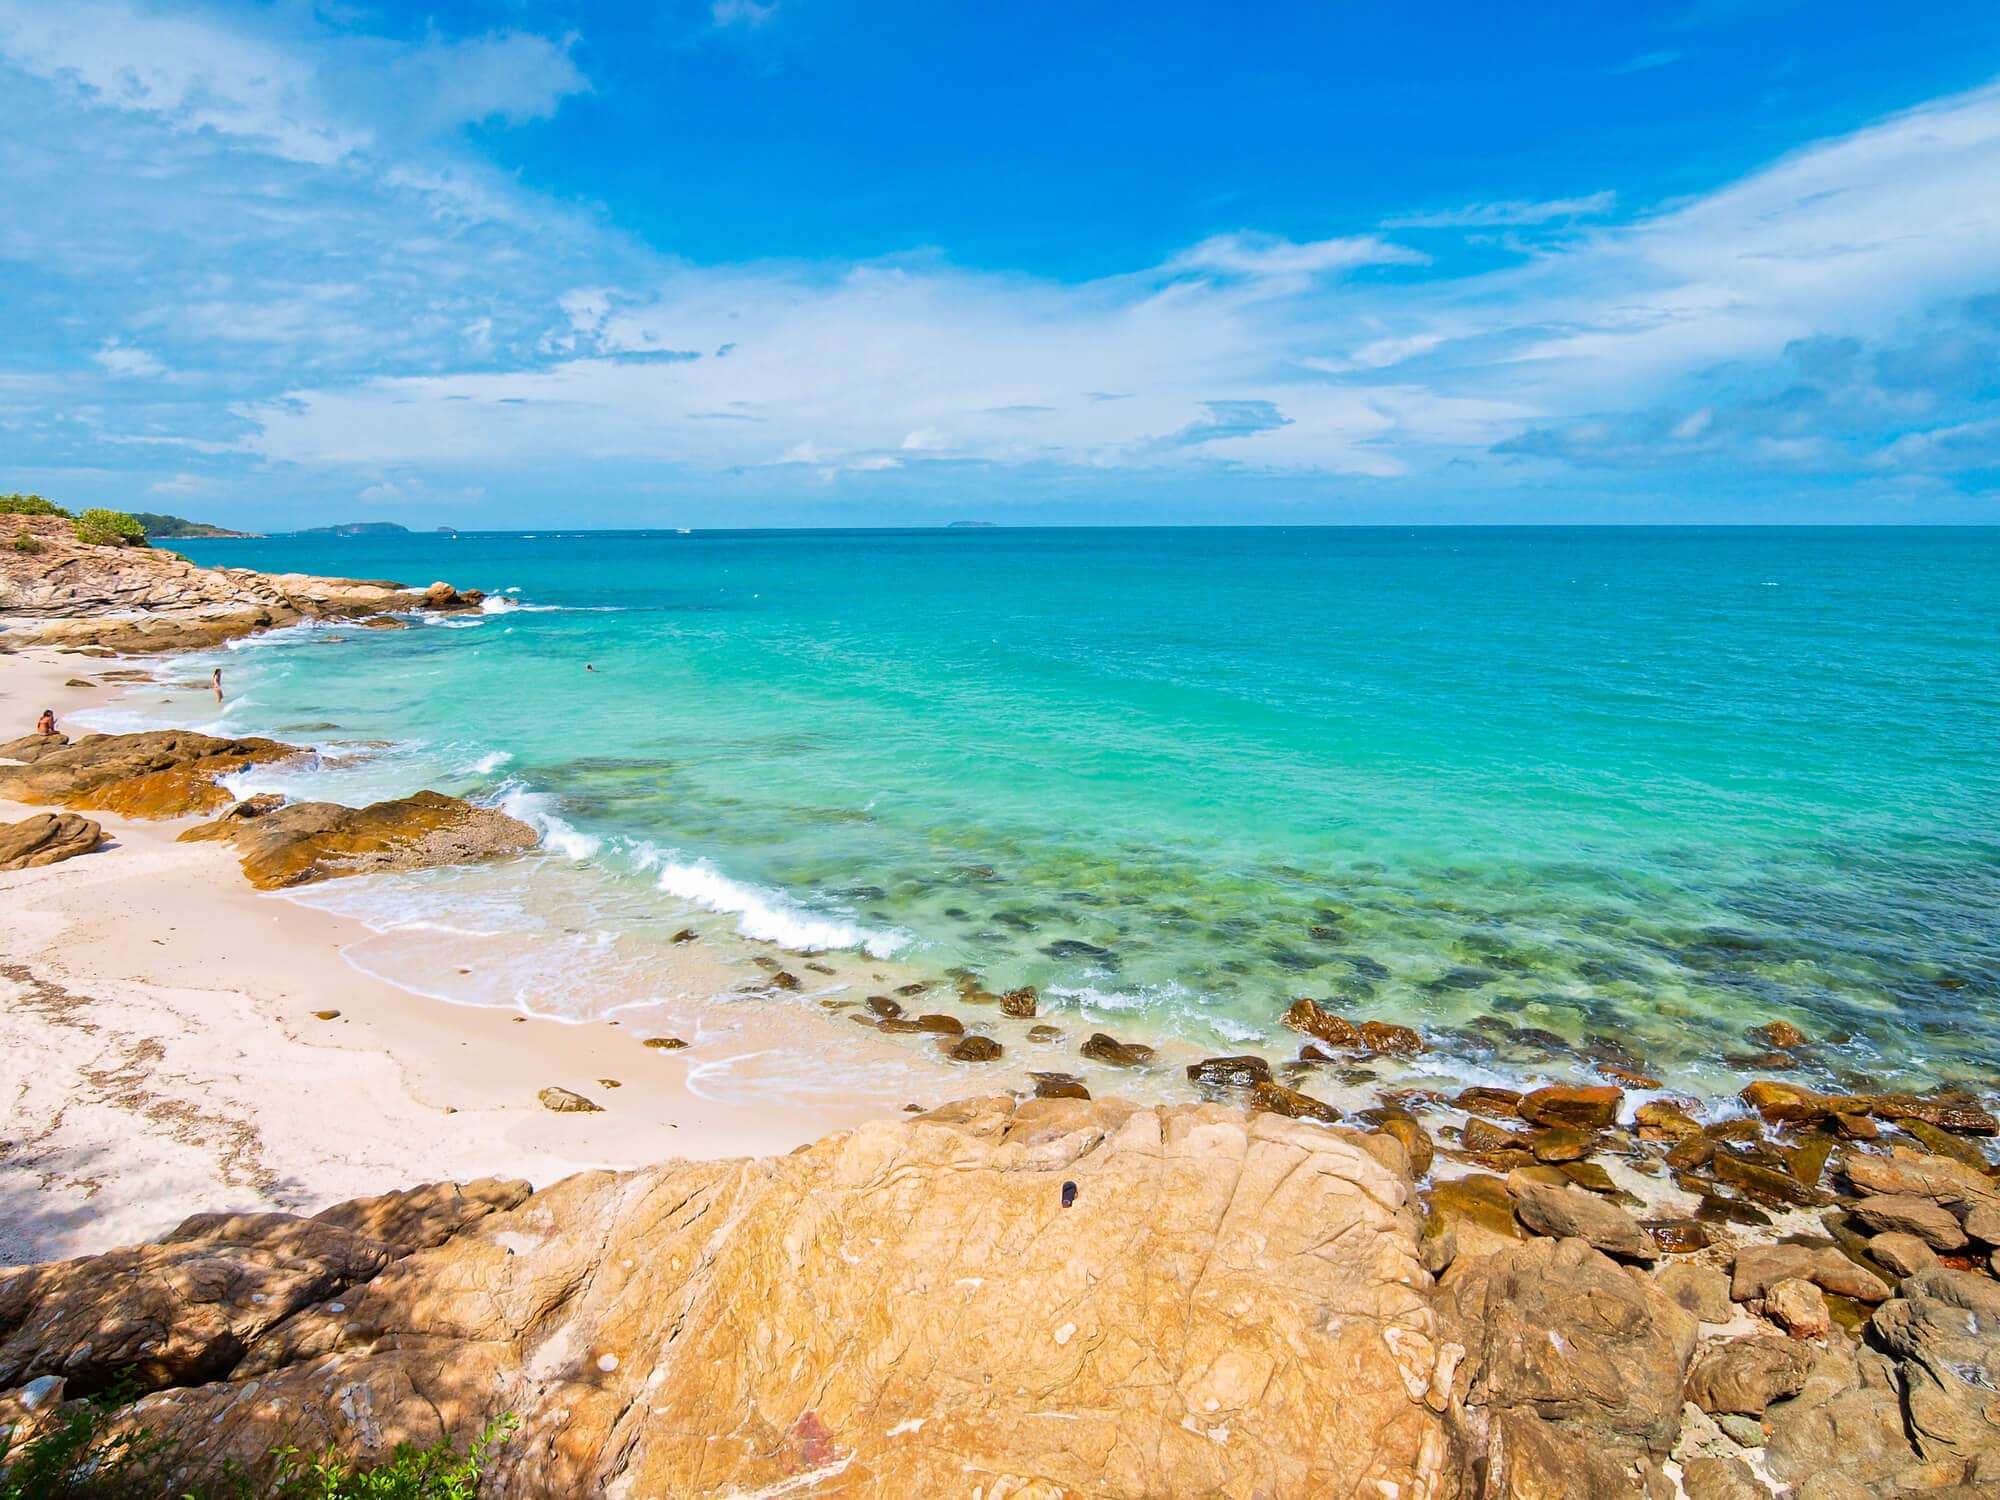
[946,520,998,529]
[131,511,262,539]
[289,521,412,537]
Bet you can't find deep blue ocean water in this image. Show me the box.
[160,526,2000,1096]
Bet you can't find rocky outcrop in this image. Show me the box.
[1439,1235,1699,1496]
[181,790,538,888]
[5,1099,1453,1498]
[6,1096,1998,1497]
[0,730,300,819]
[0,812,102,871]
[0,732,67,763]
[1,514,482,650]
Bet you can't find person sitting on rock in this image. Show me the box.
[36,709,55,736]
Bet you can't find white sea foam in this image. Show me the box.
[492,779,602,861]
[463,749,513,776]
[633,846,905,956]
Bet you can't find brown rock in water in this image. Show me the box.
[1786,1131,1836,1188]
[1829,1110,1877,1140]
[1280,996,1359,1048]
[1246,1080,1340,1124]
[1756,1020,1808,1050]
[1596,1063,1663,1089]
[1767,1277,1831,1339]
[1028,1071,1089,1100]
[0,1212,394,1394]
[1713,1149,1824,1208]
[1079,1031,1154,1067]
[1635,1100,1704,1141]
[1642,1218,1714,1255]
[1530,1125,1597,1163]
[0,729,301,819]
[361,615,409,630]
[1687,1337,1817,1415]
[89,1099,1448,1498]
[538,1087,603,1113]
[1186,1055,1273,1089]
[1461,1117,1531,1154]
[1377,1113,1434,1177]
[182,789,538,888]
[0,731,68,763]
[643,1037,689,1050]
[1357,1019,1423,1055]
[1740,1079,1827,1123]
[913,1013,965,1035]
[1902,1118,1993,1169]
[1025,1024,1062,1042]
[1440,1236,1698,1494]
[944,1035,1003,1062]
[1848,1193,1969,1250]
[0,811,102,870]
[998,987,1037,1018]
[1867,1093,2000,1136]
[1518,1084,1622,1130]
[1454,1086,1523,1118]
[866,995,903,1018]
[1512,1183,1656,1260]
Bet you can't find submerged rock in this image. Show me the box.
[537,1087,603,1113]
[1518,1084,1623,1130]
[1079,1032,1155,1067]
[182,789,538,888]
[1186,1055,1273,1089]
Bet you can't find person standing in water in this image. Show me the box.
[212,667,223,703]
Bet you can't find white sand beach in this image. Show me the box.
[0,645,948,1264]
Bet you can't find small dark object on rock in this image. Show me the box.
[1061,1181,1077,1209]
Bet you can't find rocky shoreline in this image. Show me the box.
[2,526,1997,1495]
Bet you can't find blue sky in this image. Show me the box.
[3,1,1999,527]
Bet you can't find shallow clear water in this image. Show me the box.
[160,526,2000,1096]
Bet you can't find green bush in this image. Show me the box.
[0,494,69,518]
[71,509,146,547]
[0,1390,516,1500]
[9,531,40,554]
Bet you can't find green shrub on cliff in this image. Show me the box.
[0,1390,516,1499]
[70,509,146,547]
[8,531,40,554]
[0,494,69,517]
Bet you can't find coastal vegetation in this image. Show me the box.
[70,509,146,547]
[0,1390,514,1500]
[0,494,66,517]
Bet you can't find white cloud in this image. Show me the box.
[1166,232,1426,278]
[1386,191,1619,229]
[711,0,780,30]
[92,339,164,377]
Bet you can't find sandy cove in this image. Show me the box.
[0,643,953,1264]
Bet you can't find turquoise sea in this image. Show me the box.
[156,526,2000,1099]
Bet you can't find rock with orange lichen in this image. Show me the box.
[182,789,537,888]
[0,729,301,819]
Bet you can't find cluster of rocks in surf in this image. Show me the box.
[0,729,536,887]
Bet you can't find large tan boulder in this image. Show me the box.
[0,811,102,870]
[0,730,300,819]
[116,1098,1451,1498]
[0,732,67,764]
[181,789,538,888]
